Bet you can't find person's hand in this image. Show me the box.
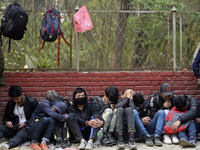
[6,121,13,128]
[197,79,200,88]
[88,119,95,127]
[196,118,200,123]
[142,117,151,126]
[110,104,115,110]
[126,89,134,99]
[163,100,171,108]
[172,120,181,131]
[19,122,26,128]
[93,118,104,128]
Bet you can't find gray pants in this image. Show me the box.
[102,108,117,133]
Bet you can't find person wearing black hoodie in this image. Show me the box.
[66,87,104,150]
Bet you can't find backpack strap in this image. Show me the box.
[61,33,70,46]
[41,40,45,49]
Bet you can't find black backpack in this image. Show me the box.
[40,7,70,67]
[1,2,28,52]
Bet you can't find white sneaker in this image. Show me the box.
[78,139,87,150]
[163,135,172,144]
[0,144,9,150]
[171,134,179,144]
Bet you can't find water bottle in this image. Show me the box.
[94,128,103,148]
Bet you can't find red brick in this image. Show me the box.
[152,81,160,86]
[90,82,106,86]
[28,87,45,92]
[68,78,78,82]
[112,72,128,77]
[128,81,137,86]
[41,73,59,78]
[137,81,151,86]
[4,73,10,78]
[173,86,185,90]
[0,92,8,97]
[6,78,21,83]
[54,78,68,82]
[90,91,104,96]
[184,76,195,81]
[8,73,18,78]
[105,82,114,86]
[42,82,58,87]
[160,72,174,77]
[93,87,102,91]
[149,77,163,81]
[183,71,194,76]
[186,86,199,90]
[128,72,137,77]
[59,73,67,77]
[149,86,159,90]
[152,72,159,77]
[163,77,171,81]
[137,72,152,77]
[102,77,116,82]
[18,73,33,78]
[183,81,196,86]
[175,72,182,77]
[114,82,128,86]
[67,72,89,77]
[140,86,149,91]
[81,82,91,86]
[140,77,149,81]
[19,82,42,87]
[83,87,93,91]
[131,77,141,81]
[141,91,152,95]
[78,77,92,82]
[89,73,104,77]
[67,82,82,87]
[32,73,42,78]
[92,77,102,82]
[57,82,66,86]
[22,78,45,82]
[132,87,140,91]
[173,81,183,86]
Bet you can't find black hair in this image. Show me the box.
[133,93,144,106]
[174,95,188,109]
[8,85,23,97]
[105,86,119,104]
[75,88,84,95]
[122,88,131,95]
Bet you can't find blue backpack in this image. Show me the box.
[40,7,69,67]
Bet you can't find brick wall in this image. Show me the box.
[0,71,199,122]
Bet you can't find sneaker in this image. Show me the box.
[0,144,9,150]
[171,134,179,144]
[188,140,196,147]
[163,135,172,144]
[101,133,112,146]
[62,138,70,148]
[40,143,49,150]
[55,137,62,148]
[85,141,93,150]
[154,137,162,146]
[30,143,42,150]
[117,136,125,150]
[107,133,117,145]
[78,139,87,150]
[129,139,137,150]
[179,138,189,147]
[145,136,154,147]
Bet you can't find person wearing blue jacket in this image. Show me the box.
[26,96,68,150]
[192,43,200,87]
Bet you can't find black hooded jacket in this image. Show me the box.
[66,87,103,127]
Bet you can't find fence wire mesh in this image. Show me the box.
[1,0,200,71]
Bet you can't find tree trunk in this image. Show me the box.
[112,0,131,69]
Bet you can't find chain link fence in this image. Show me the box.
[1,0,200,71]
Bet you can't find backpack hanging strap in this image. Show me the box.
[41,40,45,49]
[61,33,70,46]
[58,34,61,67]
[8,38,11,53]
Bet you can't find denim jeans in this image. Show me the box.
[134,110,165,138]
[116,107,135,133]
[28,117,55,143]
[102,108,117,133]
[133,110,150,138]
[178,121,196,142]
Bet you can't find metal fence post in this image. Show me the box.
[75,5,80,71]
[180,13,183,69]
[172,6,177,71]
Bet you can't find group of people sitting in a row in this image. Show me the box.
[0,83,199,150]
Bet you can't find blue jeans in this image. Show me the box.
[134,110,165,138]
[178,121,196,142]
[28,117,55,143]
[133,110,150,138]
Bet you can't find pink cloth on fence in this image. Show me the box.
[73,5,93,33]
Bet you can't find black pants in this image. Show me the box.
[0,125,27,148]
[54,121,67,139]
[67,113,100,141]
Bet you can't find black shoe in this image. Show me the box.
[101,133,112,146]
[117,135,125,150]
[145,136,154,147]
[62,138,70,148]
[55,137,62,148]
[107,133,117,145]
[129,139,137,150]
[154,137,162,146]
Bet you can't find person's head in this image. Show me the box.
[74,88,87,105]
[174,95,188,111]
[51,101,67,114]
[160,83,173,101]
[8,85,25,106]
[133,93,145,108]
[104,86,119,104]
[121,88,132,99]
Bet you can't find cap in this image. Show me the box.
[160,83,173,97]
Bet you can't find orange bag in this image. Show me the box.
[73,5,93,33]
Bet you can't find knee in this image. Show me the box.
[48,118,55,124]
[117,107,124,114]
[157,110,165,116]
[125,107,133,114]
[104,108,113,115]
[40,117,49,123]
[133,109,138,116]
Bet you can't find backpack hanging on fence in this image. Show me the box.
[40,6,70,67]
[1,1,28,52]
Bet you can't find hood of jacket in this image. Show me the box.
[52,101,67,114]
[72,87,88,109]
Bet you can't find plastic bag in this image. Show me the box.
[73,5,93,33]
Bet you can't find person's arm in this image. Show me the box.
[3,100,13,125]
[149,96,158,118]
